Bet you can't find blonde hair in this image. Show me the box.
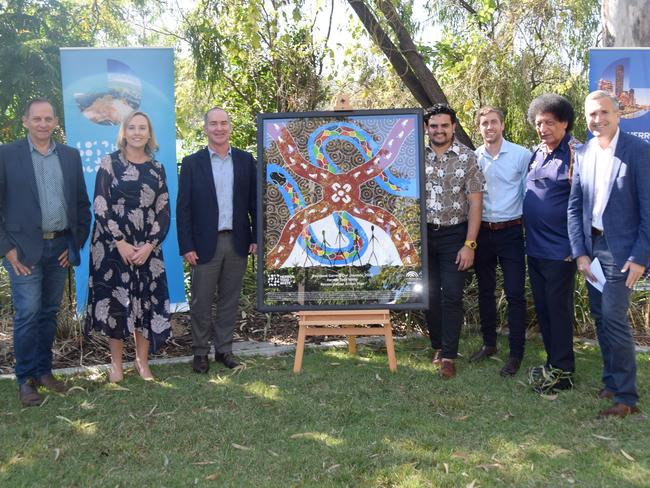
[116,111,159,156]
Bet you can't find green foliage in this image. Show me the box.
[0,0,160,143]
[182,0,331,150]
[423,0,600,147]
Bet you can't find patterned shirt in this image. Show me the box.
[424,142,485,225]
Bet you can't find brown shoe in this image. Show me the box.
[597,388,615,400]
[432,349,442,366]
[500,357,521,377]
[598,403,641,419]
[35,374,67,393]
[440,359,456,380]
[469,345,498,363]
[19,381,43,407]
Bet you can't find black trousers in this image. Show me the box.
[527,256,577,372]
[425,222,468,359]
[474,224,527,359]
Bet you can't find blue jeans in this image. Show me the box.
[4,236,68,385]
[588,235,637,407]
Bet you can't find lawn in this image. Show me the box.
[0,335,648,487]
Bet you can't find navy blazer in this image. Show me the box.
[176,147,257,264]
[568,131,650,269]
[0,138,91,266]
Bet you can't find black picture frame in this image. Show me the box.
[256,108,428,312]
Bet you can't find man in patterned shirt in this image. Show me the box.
[423,104,485,379]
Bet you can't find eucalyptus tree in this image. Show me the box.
[345,0,600,148]
[182,0,332,149]
[602,0,650,46]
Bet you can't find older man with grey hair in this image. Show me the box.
[568,89,650,418]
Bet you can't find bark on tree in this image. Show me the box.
[347,0,474,148]
[602,0,650,46]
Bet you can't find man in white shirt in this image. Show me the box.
[568,90,650,418]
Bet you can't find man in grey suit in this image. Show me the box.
[177,107,257,373]
[568,90,650,418]
[0,98,91,406]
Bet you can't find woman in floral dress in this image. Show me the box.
[85,111,171,382]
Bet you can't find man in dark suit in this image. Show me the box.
[568,90,650,418]
[0,98,91,406]
[177,107,256,373]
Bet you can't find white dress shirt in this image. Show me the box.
[589,128,620,231]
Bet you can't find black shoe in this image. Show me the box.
[533,377,574,394]
[528,365,573,393]
[192,355,209,374]
[500,357,521,377]
[469,345,498,363]
[215,352,240,369]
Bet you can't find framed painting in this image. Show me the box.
[257,109,427,312]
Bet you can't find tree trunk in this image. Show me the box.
[602,0,650,46]
[347,0,474,148]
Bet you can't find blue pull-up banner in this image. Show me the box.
[60,47,187,312]
[589,48,650,142]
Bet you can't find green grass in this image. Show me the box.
[1,336,648,487]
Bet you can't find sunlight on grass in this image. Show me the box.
[56,416,98,435]
[289,431,344,447]
[0,337,647,486]
[243,381,282,401]
[208,375,233,386]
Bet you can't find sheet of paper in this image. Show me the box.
[589,257,606,293]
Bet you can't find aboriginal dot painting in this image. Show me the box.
[257,110,426,311]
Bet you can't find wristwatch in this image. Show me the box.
[464,240,477,250]
[115,235,124,242]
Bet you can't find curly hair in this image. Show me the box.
[424,103,458,125]
[527,94,575,132]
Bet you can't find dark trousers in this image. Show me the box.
[588,235,637,406]
[475,224,527,359]
[425,223,468,359]
[190,232,248,356]
[527,256,576,372]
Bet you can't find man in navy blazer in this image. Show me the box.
[568,90,650,418]
[177,107,256,373]
[0,98,91,406]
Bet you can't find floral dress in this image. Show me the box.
[85,151,171,351]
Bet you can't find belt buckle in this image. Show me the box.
[431,223,442,231]
[488,222,496,230]
[43,231,55,240]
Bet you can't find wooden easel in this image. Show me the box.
[292,95,397,373]
[293,309,397,372]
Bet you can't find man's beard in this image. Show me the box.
[430,137,451,147]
